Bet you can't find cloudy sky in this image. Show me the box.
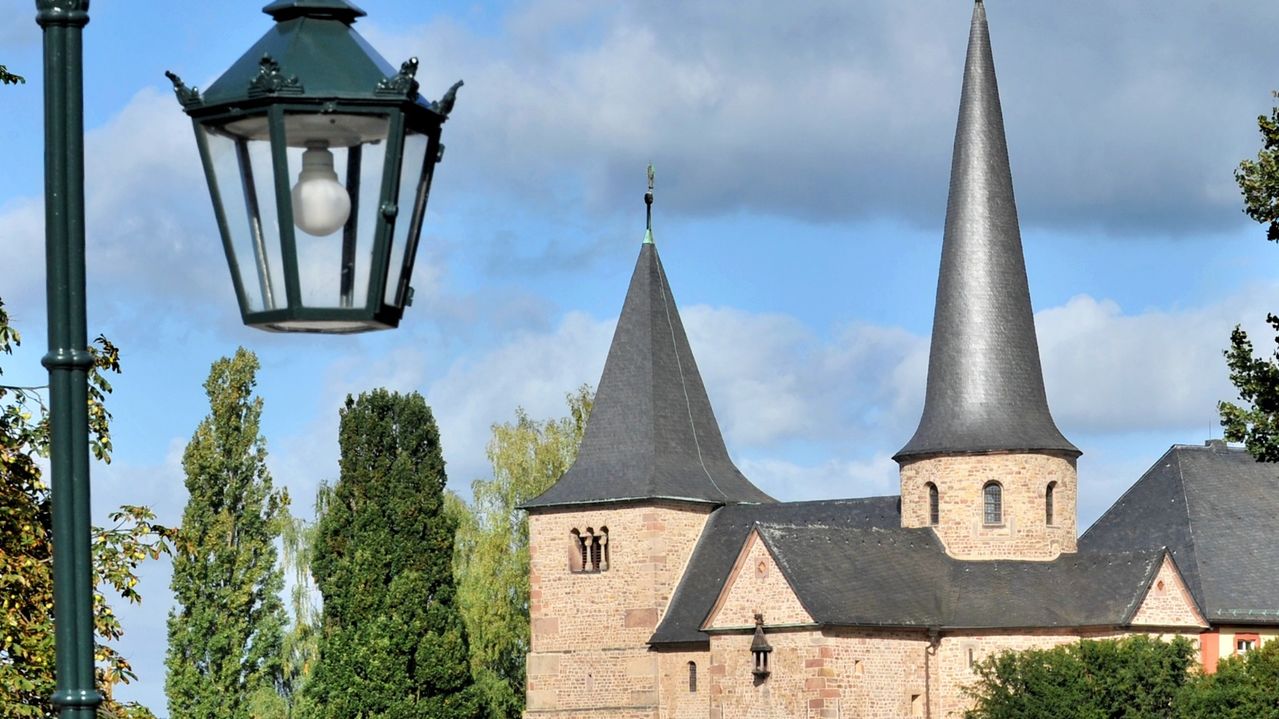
[3,0,1279,713]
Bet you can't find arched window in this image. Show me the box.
[596,527,609,572]
[926,482,940,526]
[570,529,586,572]
[688,661,697,692]
[983,482,1002,525]
[1045,482,1057,525]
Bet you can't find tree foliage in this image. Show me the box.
[1220,316,1279,461]
[165,348,289,719]
[307,389,482,718]
[1222,94,1279,458]
[1236,92,1279,244]
[449,386,593,719]
[0,298,175,718]
[273,481,331,719]
[964,635,1197,719]
[1177,640,1279,719]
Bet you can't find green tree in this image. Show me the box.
[1222,94,1279,458]
[449,386,592,719]
[1177,640,1279,719]
[964,635,1197,719]
[273,481,331,719]
[0,298,175,718]
[307,389,482,718]
[165,349,289,719]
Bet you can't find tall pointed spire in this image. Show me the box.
[524,172,773,508]
[896,1,1077,460]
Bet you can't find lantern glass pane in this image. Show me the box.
[199,123,286,313]
[384,130,430,307]
[283,112,391,309]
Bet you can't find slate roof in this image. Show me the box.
[651,498,1179,646]
[523,241,774,509]
[756,525,1167,631]
[896,0,1077,460]
[650,497,901,644]
[1081,442,1279,625]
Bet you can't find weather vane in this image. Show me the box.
[645,164,655,233]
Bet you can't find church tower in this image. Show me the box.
[896,1,1080,561]
[522,171,772,717]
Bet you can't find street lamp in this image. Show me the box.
[166,0,462,333]
[35,1,461,717]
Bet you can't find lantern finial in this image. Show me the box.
[643,164,655,245]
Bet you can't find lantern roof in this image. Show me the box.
[172,0,445,116]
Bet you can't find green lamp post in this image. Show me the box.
[36,1,461,716]
[37,1,97,716]
[166,0,462,333]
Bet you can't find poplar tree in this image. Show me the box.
[307,389,482,718]
[165,348,288,719]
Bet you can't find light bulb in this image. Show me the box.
[291,141,351,236]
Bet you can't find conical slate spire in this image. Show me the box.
[525,186,773,508]
[896,2,1078,461]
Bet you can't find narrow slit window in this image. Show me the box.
[688,661,697,692]
[1045,482,1056,525]
[927,482,939,526]
[983,482,1002,525]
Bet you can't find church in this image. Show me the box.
[519,3,1279,717]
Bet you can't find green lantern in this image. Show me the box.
[167,0,461,333]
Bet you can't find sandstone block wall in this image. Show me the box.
[705,531,814,630]
[708,628,929,719]
[525,502,712,715]
[899,452,1077,560]
[658,649,713,719]
[1129,556,1207,629]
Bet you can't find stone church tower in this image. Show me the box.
[895,0,1079,561]
[520,187,773,717]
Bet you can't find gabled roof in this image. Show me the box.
[650,496,907,644]
[523,241,773,509]
[896,0,1077,461]
[719,524,1167,633]
[1081,442,1279,625]
[652,494,1195,646]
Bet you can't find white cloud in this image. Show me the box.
[738,454,901,503]
[426,310,613,487]
[1039,287,1278,435]
[360,0,1279,236]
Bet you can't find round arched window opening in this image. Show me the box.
[926,482,940,526]
[1045,481,1057,526]
[688,661,697,692]
[983,482,1003,526]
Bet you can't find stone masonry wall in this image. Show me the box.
[709,627,929,719]
[658,649,712,719]
[1129,556,1207,629]
[900,452,1077,560]
[525,502,712,715]
[705,531,814,630]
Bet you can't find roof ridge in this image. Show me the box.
[655,257,729,500]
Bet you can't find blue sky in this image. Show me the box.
[4,0,1279,714]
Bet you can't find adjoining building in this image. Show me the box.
[520,3,1278,717]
